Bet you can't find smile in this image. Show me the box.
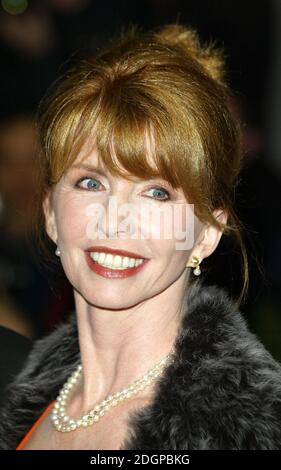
[84,251,150,279]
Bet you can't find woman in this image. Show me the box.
[0,23,281,450]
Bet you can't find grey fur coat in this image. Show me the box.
[1,279,281,450]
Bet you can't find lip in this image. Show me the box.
[85,246,148,260]
[84,251,150,279]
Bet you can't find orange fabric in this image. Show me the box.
[16,401,55,450]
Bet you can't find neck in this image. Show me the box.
[71,272,189,414]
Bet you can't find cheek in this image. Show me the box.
[146,203,193,268]
[150,238,189,266]
[55,195,89,243]
[140,202,193,251]
[54,191,194,253]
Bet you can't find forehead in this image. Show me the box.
[64,134,186,199]
[62,119,183,192]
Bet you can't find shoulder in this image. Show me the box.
[184,280,280,366]
[0,312,79,450]
[17,312,79,378]
[177,281,281,448]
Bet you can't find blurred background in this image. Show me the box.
[0,0,280,359]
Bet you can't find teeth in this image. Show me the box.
[90,252,145,270]
[121,256,130,268]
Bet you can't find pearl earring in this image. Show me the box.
[191,255,201,276]
[55,246,61,257]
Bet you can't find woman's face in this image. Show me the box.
[44,141,205,310]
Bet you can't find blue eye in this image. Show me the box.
[75,177,171,202]
[145,187,170,201]
[75,177,101,191]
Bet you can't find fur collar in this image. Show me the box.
[1,279,281,450]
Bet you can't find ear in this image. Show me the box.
[186,208,228,267]
[42,189,58,244]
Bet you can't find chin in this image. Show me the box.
[76,287,143,311]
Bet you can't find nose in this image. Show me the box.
[102,187,137,239]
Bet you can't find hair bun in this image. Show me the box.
[154,24,225,84]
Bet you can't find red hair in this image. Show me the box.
[32,24,250,305]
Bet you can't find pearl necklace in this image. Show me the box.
[51,347,176,433]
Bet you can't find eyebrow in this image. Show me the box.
[70,163,145,182]
[70,163,146,183]
[69,162,175,187]
[70,163,107,176]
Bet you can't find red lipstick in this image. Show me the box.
[84,246,150,279]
